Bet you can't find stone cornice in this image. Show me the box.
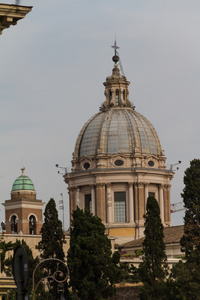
[0,4,32,35]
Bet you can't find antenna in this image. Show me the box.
[59,193,64,229]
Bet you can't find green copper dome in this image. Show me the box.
[12,168,35,191]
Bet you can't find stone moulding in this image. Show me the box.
[0,3,32,35]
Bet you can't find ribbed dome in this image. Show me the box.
[12,168,35,191]
[75,107,162,158]
[73,44,163,162]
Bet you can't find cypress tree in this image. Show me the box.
[138,196,168,300]
[36,198,69,299]
[67,207,120,300]
[181,159,200,256]
[171,159,200,299]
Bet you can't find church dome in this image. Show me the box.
[75,108,162,158]
[73,44,163,162]
[12,168,35,191]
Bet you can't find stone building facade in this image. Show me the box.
[64,45,174,244]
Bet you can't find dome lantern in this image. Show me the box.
[101,40,132,110]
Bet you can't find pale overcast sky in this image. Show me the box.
[1,0,200,229]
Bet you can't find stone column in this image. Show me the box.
[106,183,112,224]
[164,184,171,225]
[128,183,134,223]
[75,188,80,207]
[69,187,76,221]
[91,185,96,216]
[138,182,145,222]
[134,183,138,222]
[159,184,164,223]
[144,183,149,212]
[110,87,115,106]
[96,183,106,223]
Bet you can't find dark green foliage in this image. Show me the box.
[3,240,50,300]
[181,159,200,256]
[36,198,70,299]
[138,196,168,300]
[116,263,140,284]
[67,207,120,300]
[170,258,200,300]
[173,250,200,300]
[0,234,14,275]
[170,159,200,299]
[37,198,66,259]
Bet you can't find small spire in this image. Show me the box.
[21,167,25,176]
[111,40,119,65]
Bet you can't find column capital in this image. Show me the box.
[106,183,112,188]
[164,184,171,189]
[68,187,78,192]
[144,182,150,187]
[128,182,133,187]
[96,183,105,188]
[159,184,164,189]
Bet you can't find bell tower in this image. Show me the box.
[3,168,44,235]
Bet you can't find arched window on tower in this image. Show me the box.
[109,89,112,101]
[116,89,119,105]
[29,215,36,235]
[11,215,17,234]
[123,90,125,100]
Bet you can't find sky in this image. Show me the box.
[1,0,200,229]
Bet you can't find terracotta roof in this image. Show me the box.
[120,225,184,249]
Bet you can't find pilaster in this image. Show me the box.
[96,183,106,222]
[164,184,171,225]
[128,182,134,223]
[106,183,112,224]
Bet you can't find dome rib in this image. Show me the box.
[79,112,106,157]
[124,109,139,152]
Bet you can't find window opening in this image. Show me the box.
[109,89,112,101]
[114,159,124,166]
[148,192,155,198]
[85,194,92,212]
[84,162,90,170]
[114,192,126,222]
[148,160,154,167]
[116,90,119,105]
[123,90,125,100]
[29,215,36,234]
[11,215,17,233]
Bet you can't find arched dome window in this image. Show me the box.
[116,89,119,105]
[29,215,36,234]
[11,215,17,233]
